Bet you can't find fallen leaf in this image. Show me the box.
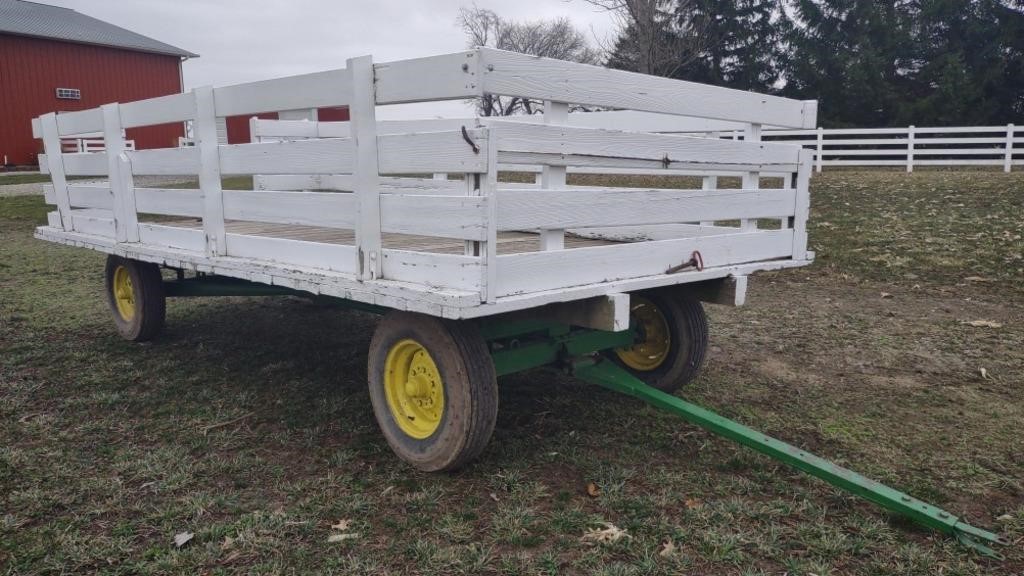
[221,550,241,564]
[327,532,360,543]
[996,514,1013,522]
[658,539,677,557]
[684,498,703,510]
[331,519,351,531]
[963,320,1003,328]
[173,531,194,548]
[586,482,600,497]
[489,492,500,502]
[581,522,631,545]
[220,536,234,550]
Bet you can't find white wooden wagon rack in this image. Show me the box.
[30,49,1004,555]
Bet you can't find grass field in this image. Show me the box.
[1,172,1022,575]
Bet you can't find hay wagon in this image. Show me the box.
[31,49,1003,555]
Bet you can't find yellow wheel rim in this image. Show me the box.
[615,297,671,371]
[112,265,136,321]
[383,339,445,439]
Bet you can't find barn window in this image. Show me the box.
[56,88,81,100]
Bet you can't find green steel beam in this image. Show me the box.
[164,277,299,297]
[572,358,1007,558]
[489,327,633,377]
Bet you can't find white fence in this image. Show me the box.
[729,125,1021,172]
[61,135,135,154]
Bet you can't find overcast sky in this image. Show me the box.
[43,0,618,118]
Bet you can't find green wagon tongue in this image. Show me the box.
[572,357,1008,559]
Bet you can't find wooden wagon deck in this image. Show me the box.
[33,47,817,322]
[165,219,622,255]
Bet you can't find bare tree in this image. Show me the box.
[458,5,600,116]
[584,0,708,78]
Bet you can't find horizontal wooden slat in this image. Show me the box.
[224,233,357,274]
[55,109,104,136]
[380,194,487,240]
[497,188,795,230]
[571,223,743,242]
[255,174,465,194]
[135,188,204,217]
[213,68,351,117]
[494,122,800,170]
[138,223,205,251]
[120,92,194,128]
[128,147,199,175]
[479,48,816,129]
[381,250,482,291]
[375,50,481,104]
[70,210,114,237]
[43,184,111,209]
[219,138,354,175]
[495,229,794,297]
[223,190,356,228]
[61,152,108,176]
[379,129,489,173]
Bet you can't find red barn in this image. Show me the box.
[0,0,196,166]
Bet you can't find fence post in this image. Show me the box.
[1006,124,1015,173]
[906,125,915,173]
[816,126,823,173]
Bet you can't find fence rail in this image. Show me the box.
[747,124,1021,172]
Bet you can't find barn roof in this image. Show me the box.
[0,0,197,58]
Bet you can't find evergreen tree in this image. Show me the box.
[676,0,790,92]
[906,0,1024,124]
[782,0,918,127]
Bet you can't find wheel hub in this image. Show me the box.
[384,339,445,439]
[614,297,671,371]
[112,265,136,321]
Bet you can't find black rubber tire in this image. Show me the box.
[367,312,498,472]
[607,289,709,393]
[103,255,166,342]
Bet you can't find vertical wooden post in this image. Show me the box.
[39,113,71,230]
[792,149,813,260]
[781,172,794,229]
[540,100,568,250]
[348,55,382,281]
[249,116,267,191]
[741,123,761,231]
[906,125,915,173]
[194,86,226,256]
[481,128,498,303]
[1005,124,1015,173]
[700,131,719,227]
[815,126,824,173]
[102,103,138,242]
